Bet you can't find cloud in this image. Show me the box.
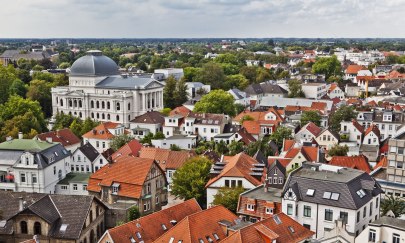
[0,0,404,38]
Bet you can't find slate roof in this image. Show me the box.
[70,50,119,76]
[96,76,162,90]
[130,111,165,124]
[36,128,81,147]
[369,216,405,230]
[77,142,99,162]
[283,163,383,210]
[244,83,287,95]
[0,191,105,240]
[221,213,314,243]
[106,199,202,243]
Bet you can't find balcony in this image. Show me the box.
[0,181,16,191]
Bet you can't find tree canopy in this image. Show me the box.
[312,55,342,80]
[329,105,357,133]
[288,79,305,98]
[110,134,134,151]
[212,186,245,212]
[328,144,349,157]
[193,90,237,116]
[381,195,405,218]
[301,111,321,127]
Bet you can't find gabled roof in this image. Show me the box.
[206,153,266,188]
[268,158,292,169]
[329,155,371,173]
[351,119,365,133]
[170,106,192,117]
[221,213,314,243]
[237,127,257,144]
[77,142,100,162]
[300,122,321,137]
[111,139,142,161]
[87,156,161,199]
[0,139,55,152]
[82,122,121,140]
[106,199,202,243]
[283,140,295,152]
[345,65,366,75]
[317,128,340,140]
[153,205,238,243]
[36,128,81,147]
[130,111,165,124]
[364,124,381,138]
[138,147,194,171]
[374,156,387,170]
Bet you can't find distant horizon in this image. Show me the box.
[1,37,405,40]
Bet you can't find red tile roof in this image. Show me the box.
[233,108,284,124]
[241,120,260,135]
[106,199,202,243]
[221,213,314,243]
[82,122,121,140]
[87,156,162,199]
[238,194,282,220]
[170,106,191,116]
[283,140,295,152]
[345,65,366,75]
[139,147,194,171]
[387,70,405,79]
[352,119,364,133]
[268,158,292,168]
[374,156,387,170]
[206,153,266,188]
[301,122,321,137]
[111,139,143,161]
[154,205,238,243]
[36,128,81,147]
[329,155,371,173]
[237,127,257,144]
[364,124,381,138]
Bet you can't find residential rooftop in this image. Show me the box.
[57,173,91,185]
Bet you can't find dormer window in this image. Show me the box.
[247,204,255,211]
[266,207,273,214]
[25,157,29,165]
[112,183,120,194]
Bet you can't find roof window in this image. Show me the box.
[306,189,315,196]
[322,191,332,199]
[356,189,366,198]
[331,193,340,201]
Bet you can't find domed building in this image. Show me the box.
[51,50,164,126]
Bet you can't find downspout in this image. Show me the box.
[316,203,319,239]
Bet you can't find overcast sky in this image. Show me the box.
[1,0,405,38]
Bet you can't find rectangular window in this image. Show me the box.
[247,204,254,211]
[273,178,277,184]
[61,185,68,190]
[266,207,273,214]
[237,180,242,187]
[73,184,78,191]
[398,147,404,154]
[32,173,37,184]
[389,160,396,167]
[287,204,293,215]
[325,209,333,221]
[21,173,26,183]
[81,165,85,172]
[96,141,100,147]
[370,202,373,216]
[156,196,159,204]
[393,233,400,243]
[278,177,283,184]
[340,211,348,224]
[368,229,376,242]
[53,166,56,175]
[225,180,229,187]
[363,206,367,218]
[83,185,87,191]
[304,205,311,217]
[231,180,236,188]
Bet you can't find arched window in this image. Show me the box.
[116,102,120,111]
[34,222,41,235]
[79,100,82,108]
[102,113,105,119]
[102,101,105,109]
[20,221,28,234]
[96,101,99,109]
[90,210,93,222]
[107,114,110,120]
[74,100,77,107]
[107,102,110,110]
[60,99,63,106]
[128,115,131,121]
[91,113,94,118]
[91,101,94,108]
[96,113,100,119]
[79,112,82,118]
[128,103,131,110]
[116,115,120,121]
[69,111,72,115]
[69,100,73,107]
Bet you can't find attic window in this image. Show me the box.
[288,226,295,233]
[198,239,204,243]
[356,189,366,198]
[136,232,142,239]
[60,224,68,232]
[62,149,68,155]
[331,193,340,201]
[161,224,167,231]
[112,183,120,194]
[323,191,332,199]
[306,189,315,197]
[206,236,214,243]
[273,215,282,225]
[169,238,174,243]
[130,237,136,243]
[54,152,59,156]
[213,233,220,240]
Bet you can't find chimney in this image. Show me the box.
[18,132,23,139]
[46,137,52,143]
[18,197,24,211]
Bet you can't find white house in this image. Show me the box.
[0,139,71,194]
[228,88,250,106]
[205,153,265,206]
[315,128,340,149]
[301,83,327,99]
[55,172,91,195]
[340,119,364,145]
[71,142,109,173]
[282,163,383,240]
[129,111,165,139]
[186,82,211,98]
[328,84,345,99]
[363,124,381,146]
[151,135,197,150]
[294,122,322,143]
[51,50,165,127]
[154,68,184,80]
[82,122,126,153]
[356,216,405,243]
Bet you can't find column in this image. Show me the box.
[142,93,146,111]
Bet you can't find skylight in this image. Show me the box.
[213,233,220,240]
[130,237,136,243]
[60,224,68,232]
[136,232,142,239]
[306,189,315,196]
[273,215,282,225]
[169,237,174,243]
[288,226,295,233]
[356,189,366,198]
[161,224,167,231]
[331,193,340,201]
[323,191,332,199]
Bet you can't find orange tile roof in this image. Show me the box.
[387,70,405,79]
[352,119,364,133]
[345,65,366,75]
[374,156,387,170]
[221,213,314,243]
[233,108,284,124]
[139,147,194,171]
[364,124,380,138]
[111,139,143,161]
[82,122,121,140]
[87,156,162,199]
[302,122,321,136]
[36,128,81,147]
[329,155,371,173]
[367,100,378,107]
[242,120,260,135]
[284,146,318,162]
[153,205,238,243]
[170,106,191,116]
[206,153,266,188]
[268,158,292,169]
[107,199,202,243]
[347,98,362,105]
[328,83,338,93]
[283,140,295,152]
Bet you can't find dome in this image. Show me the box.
[69,50,119,76]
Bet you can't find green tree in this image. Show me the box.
[163,76,177,109]
[53,112,76,130]
[215,140,229,155]
[239,115,254,125]
[0,111,44,140]
[328,144,349,157]
[256,68,271,83]
[269,126,293,147]
[212,186,245,212]
[170,144,181,151]
[194,62,225,89]
[0,65,19,104]
[239,66,257,83]
[228,141,244,156]
[127,206,140,221]
[9,79,27,97]
[110,134,133,151]
[171,156,212,206]
[381,195,405,217]
[225,74,249,90]
[69,118,83,137]
[59,62,71,69]
[193,90,236,116]
[300,111,321,126]
[26,79,53,117]
[330,105,357,133]
[174,78,189,107]
[81,118,100,136]
[183,67,200,82]
[160,108,172,116]
[312,55,342,80]
[288,79,305,98]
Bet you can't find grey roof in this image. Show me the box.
[229,88,245,99]
[70,50,119,76]
[370,216,405,230]
[130,111,165,124]
[57,173,91,185]
[35,144,72,169]
[78,142,100,162]
[96,76,162,90]
[240,185,283,203]
[1,191,106,240]
[253,149,267,165]
[0,150,23,166]
[0,50,19,58]
[259,97,333,111]
[283,163,383,210]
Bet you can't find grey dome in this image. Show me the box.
[70,50,119,76]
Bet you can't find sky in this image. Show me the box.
[1,0,405,38]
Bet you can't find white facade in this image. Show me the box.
[341,121,363,145]
[154,68,184,80]
[328,86,345,99]
[206,176,256,206]
[151,136,197,150]
[356,217,405,243]
[302,83,327,99]
[363,131,380,146]
[315,130,339,149]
